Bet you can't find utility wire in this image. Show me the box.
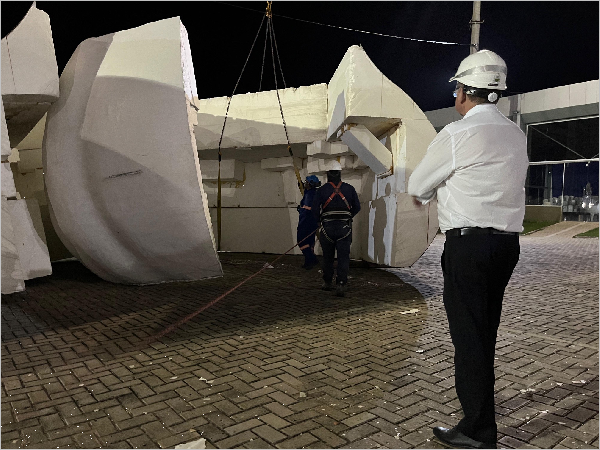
[216,1,470,47]
[259,16,269,91]
[270,15,287,88]
[529,125,587,160]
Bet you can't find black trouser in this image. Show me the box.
[441,233,520,444]
[319,220,352,285]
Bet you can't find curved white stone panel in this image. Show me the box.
[43,18,222,284]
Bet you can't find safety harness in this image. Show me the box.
[320,181,353,243]
[322,181,351,211]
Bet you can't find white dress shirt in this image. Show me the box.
[408,104,528,233]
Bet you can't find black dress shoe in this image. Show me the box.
[432,427,496,449]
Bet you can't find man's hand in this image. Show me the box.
[412,197,424,207]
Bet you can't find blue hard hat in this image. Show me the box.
[306,175,320,184]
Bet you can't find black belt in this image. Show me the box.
[446,227,519,237]
[321,210,352,222]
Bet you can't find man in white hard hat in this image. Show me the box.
[408,50,529,449]
[312,161,361,297]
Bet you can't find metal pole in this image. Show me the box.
[470,1,482,54]
[561,163,566,221]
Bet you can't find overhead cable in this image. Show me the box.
[529,126,587,160]
[217,2,471,47]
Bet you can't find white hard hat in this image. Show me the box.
[328,161,343,171]
[449,49,507,90]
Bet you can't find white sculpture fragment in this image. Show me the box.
[1,3,59,146]
[7,198,51,280]
[1,3,57,293]
[195,84,328,153]
[1,196,25,294]
[43,17,222,284]
[329,46,439,266]
[195,45,438,267]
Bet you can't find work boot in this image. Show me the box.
[303,257,319,270]
[336,282,347,297]
[321,281,333,291]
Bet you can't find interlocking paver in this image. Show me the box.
[1,228,597,448]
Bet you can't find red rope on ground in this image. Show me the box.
[146,227,320,344]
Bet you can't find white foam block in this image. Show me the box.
[1,100,10,159]
[175,438,206,449]
[7,198,52,280]
[15,114,46,150]
[1,196,25,293]
[199,159,244,181]
[12,168,45,200]
[1,4,59,147]
[17,148,43,173]
[327,46,428,141]
[306,140,353,157]
[281,168,303,205]
[202,162,288,208]
[209,207,298,254]
[0,4,59,97]
[1,162,17,197]
[260,156,302,172]
[195,84,328,150]
[340,125,392,175]
[390,193,438,267]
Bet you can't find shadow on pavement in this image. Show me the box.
[1,253,429,363]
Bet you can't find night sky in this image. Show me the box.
[2,1,598,112]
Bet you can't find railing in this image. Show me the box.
[525,159,599,222]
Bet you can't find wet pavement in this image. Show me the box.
[1,225,598,449]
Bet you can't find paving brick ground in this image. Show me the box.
[2,225,598,449]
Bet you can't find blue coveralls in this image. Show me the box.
[297,188,319,267]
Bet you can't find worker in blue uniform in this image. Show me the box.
[297,175,321,269]
[312,162,361,297]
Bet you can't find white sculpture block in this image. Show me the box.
[260,156,303,172]
[208,207,298,254]
[15,114,46,150]
[281,169,303,205]
[7,198,52,280]
[199,160,244,181]
[306,156,357,175]
[202,162,288,208]
[390,193,439,267]
[1,3,59,147]
[1,100,10,160]
[17,148,43,174]
[1,196,25,294]
[12,168,45,202]
[7,148,20,163]
[327,45,428,141]
[195,83,328,151]
[43,17,222,284]
[1,162,17,198]
[340,124,393,175]
[306,140,352,157]
[352,157,368,169]
[324,47,438,267]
